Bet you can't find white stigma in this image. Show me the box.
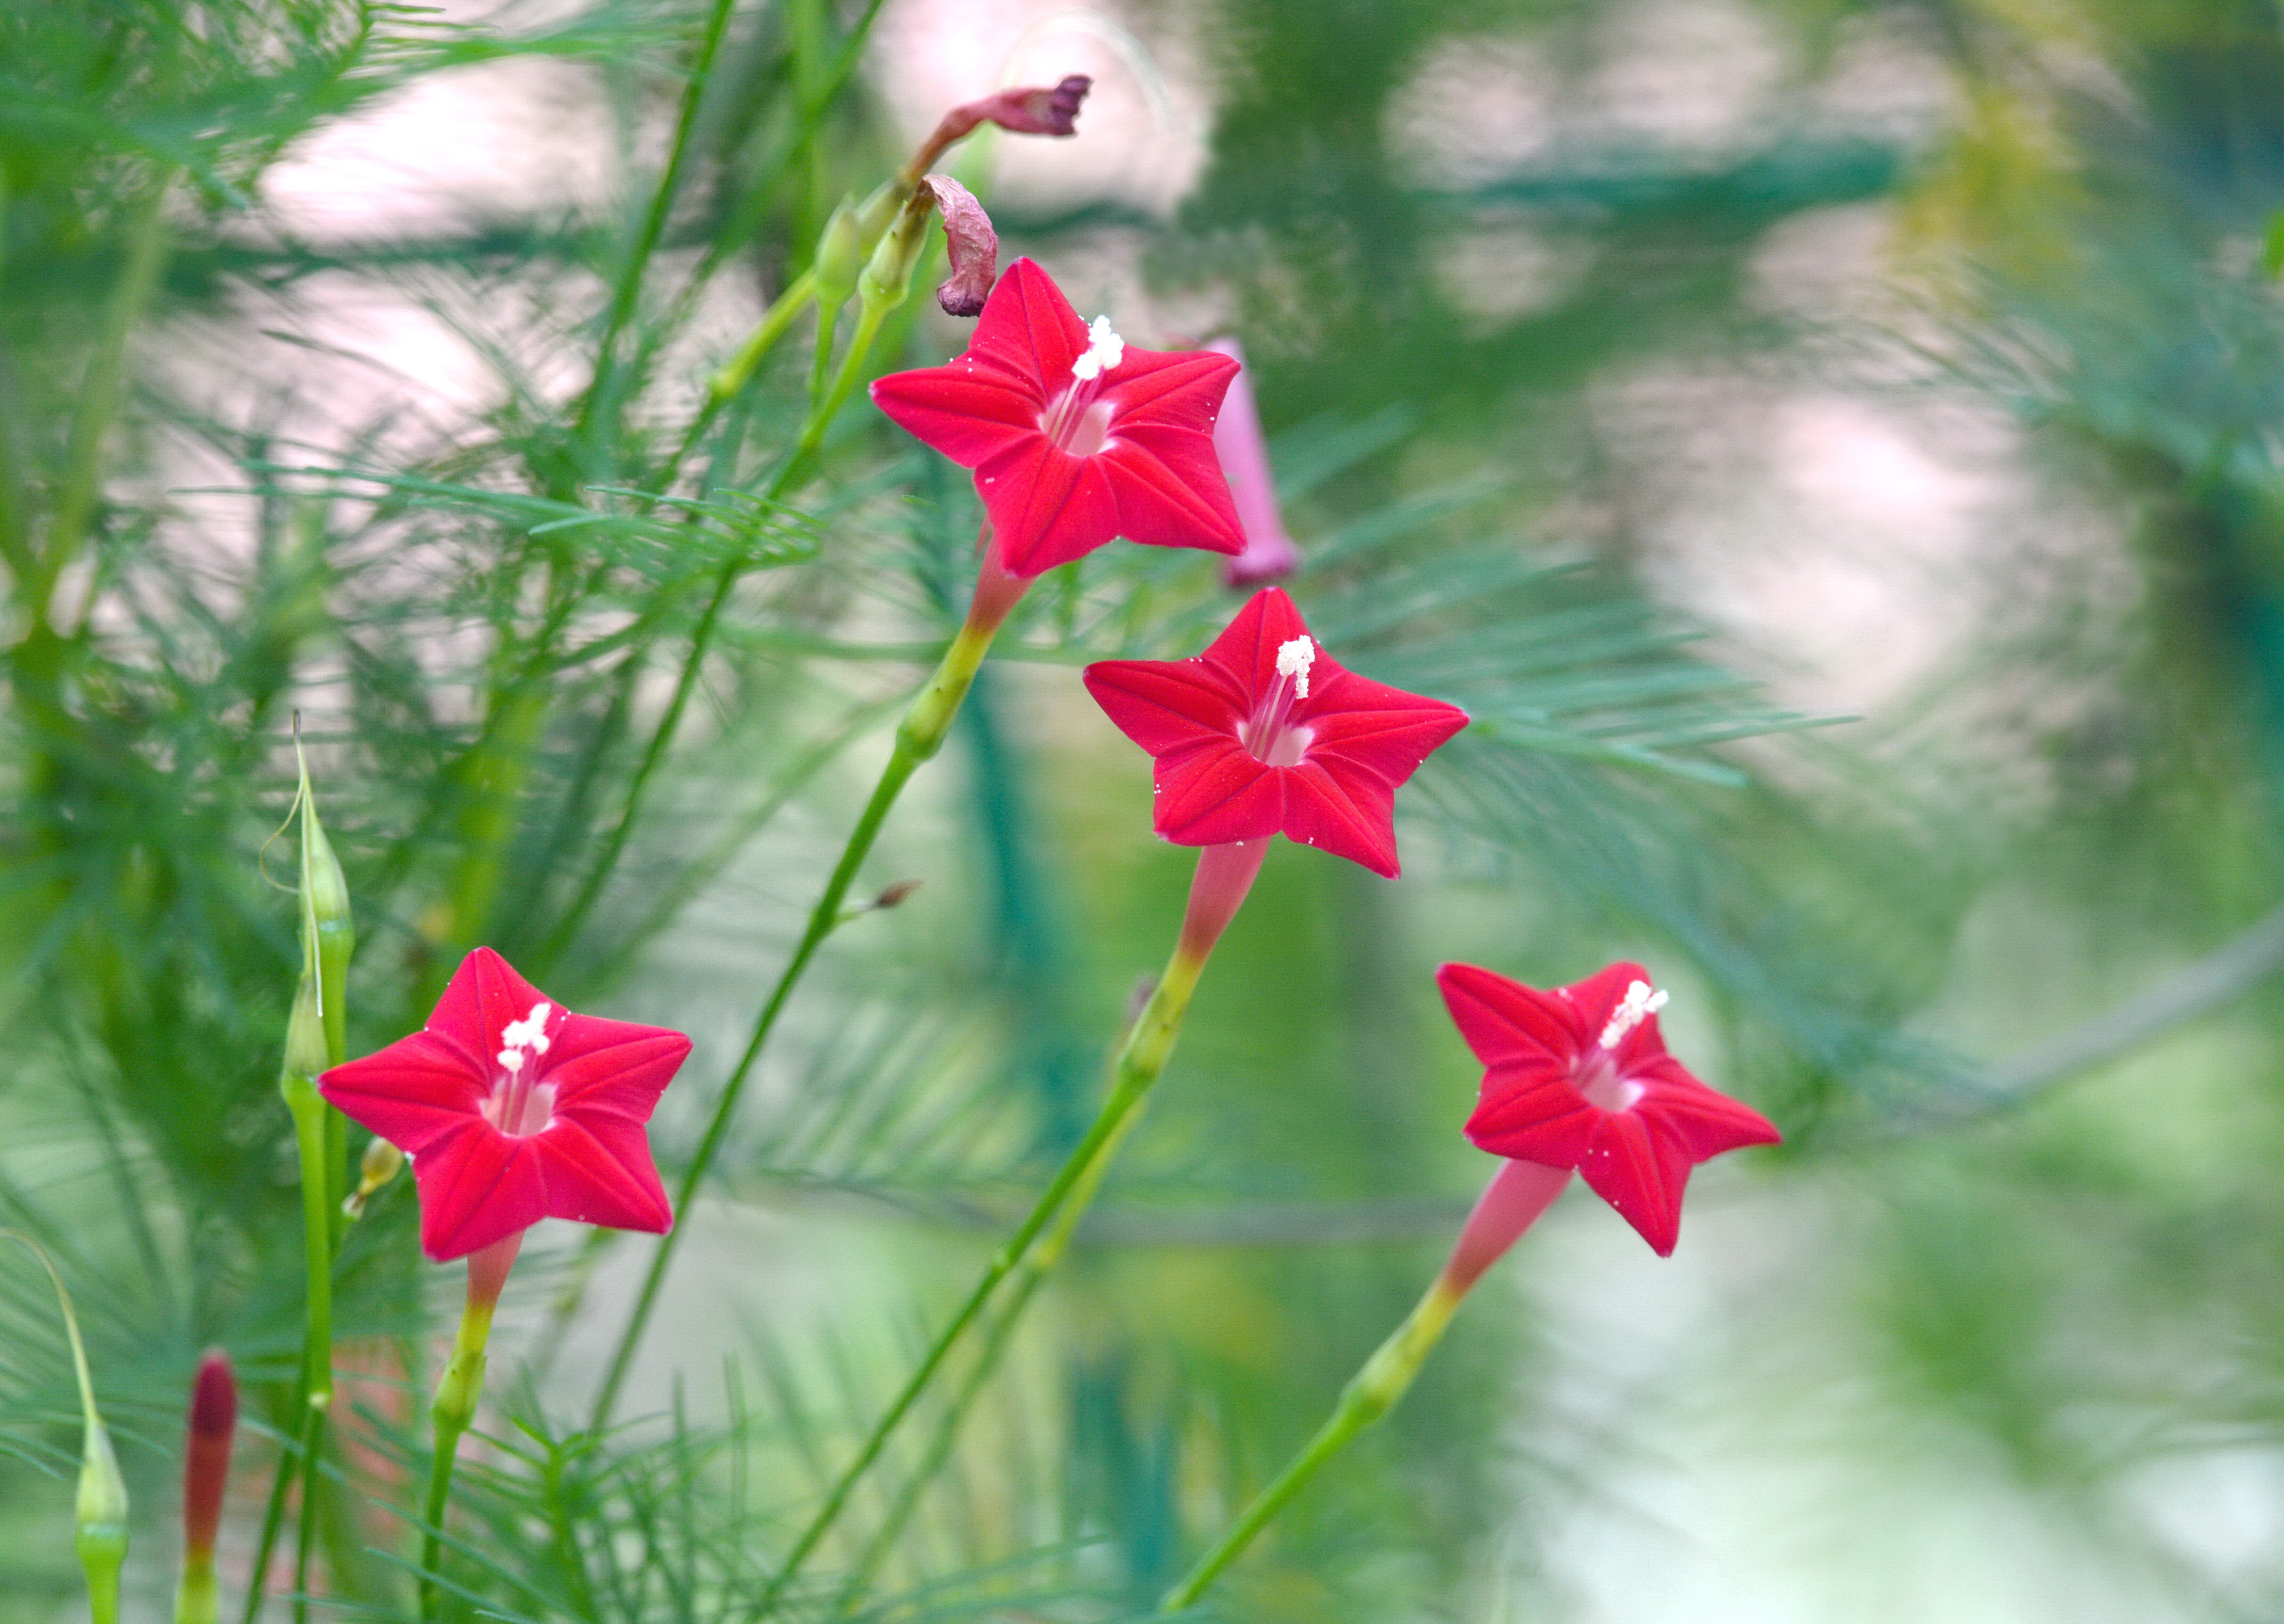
[1598,980,1668,1049]
[1275,636,1316,700]
[497,1000,554,1075]
[1070,315,1125,381]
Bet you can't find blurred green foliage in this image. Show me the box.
[7,0,2284,1620]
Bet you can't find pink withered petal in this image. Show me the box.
[1205,339,1301,586]
[917,175,998,317]
[870,257,1245,577]
[1083,588,1469,878]
[1437,960,1781,1257]
[319,947,691,1262]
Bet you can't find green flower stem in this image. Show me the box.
[754,838,1269,1617]
[588,550,1027,1431]
[284,1095,335,1624]
[827,1044,1149,1618]
[1159,1276,1469,1612]
[707,270,818,411]
[420,1234,519,1622]
[176,1560,217,1624]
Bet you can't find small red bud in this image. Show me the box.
[182,1350,235,1560]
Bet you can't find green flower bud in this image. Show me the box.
[810,192,874,313]
[1,1233,128,1624]
[76,1409,130,1617]
[343,1135,406,1219]
[294,724,354,1068]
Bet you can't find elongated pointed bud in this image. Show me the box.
[295,724,354,1068]
[280,967,328,1105]
[76,1408,129,1624]
[175,1351,235,1624]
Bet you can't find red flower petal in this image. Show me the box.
[1082,656,1247,757]
[1152,737,1287,846]
[1279,758,1400,876]
[1576,1110,1694,1257]
[870,364,1040,467]
[1436,962,1588,1069]
[1463,1057,1603,1163]
[975,437,1123,576]
[318,1031,486,1157]
[545,1017,691,1120]
[534,1114,674,1234]
[965,256,1088,389]
[426,946,558,1058]
[410,1121,548,1261]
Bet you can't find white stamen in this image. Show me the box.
[497,1049,524,1074]
[500,1001,552,1053]
[1275,636,1316,700]
[1598,980,1669,1049]
[1070,315,1125,381]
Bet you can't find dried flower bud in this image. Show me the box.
[921,176,998,316]
[873,880,922,910]
[904,75,1092,181]
[958,75,1092,138]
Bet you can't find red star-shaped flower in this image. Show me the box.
[870,257,1245,578]
[319,948,691,1262]
[1082,588,1470,878]
[1437,961,1780,1256]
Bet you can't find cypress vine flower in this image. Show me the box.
[1437,960,1781,1258]
[318,948,691,1261]
[1082,587,1469,878]
[870,257,1245,577]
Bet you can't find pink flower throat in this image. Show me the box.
[483,1001,557,1137]
[1039,378,1115,457]
[1578,1055,1645,1112]
[1239,638,1317,767]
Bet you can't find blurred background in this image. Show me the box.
[9,0,2284,1619]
